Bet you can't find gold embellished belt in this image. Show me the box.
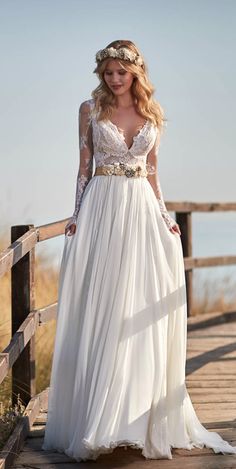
[94,163,148,178]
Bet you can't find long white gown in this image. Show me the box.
[42,98,236,461]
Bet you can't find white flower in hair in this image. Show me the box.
[108,47,117,58]
[95,47,143,66]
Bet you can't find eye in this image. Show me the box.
[119,70,127,75]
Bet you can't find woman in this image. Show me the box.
[42,40,236,461]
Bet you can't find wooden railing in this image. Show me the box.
[0,201,236,410]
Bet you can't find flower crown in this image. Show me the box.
[95,47,143,66]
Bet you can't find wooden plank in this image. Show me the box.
[0,389,48,469]
[11,225,36,408]
[0,355,8,385]
[187,310,236,326]
[186,363,236,375]
[28,425,45,437]
[11,448,75,465]
[0,312,38,384]
[0,228,37,278]
[0,419,26,469]
[188,331,236,338]
[186,374,236,381]
[11,451,236,469]
[34,412,47,425]
[191,402,236,408]
[193,412,236,424]
[188,395,236,404]
[0,303,57,384]
[38,302,57,324]
[166,201,236,212]
[36,219,68,242]
[176,212,192,316]
[187,344,236,350]
[187,311,236,350]
[186,380,236,388]
[187,387,236,394]
[187,337,236,346]
[184,255,236,270]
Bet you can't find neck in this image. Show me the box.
[115,91,134,109]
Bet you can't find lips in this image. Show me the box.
[111,85,122,90]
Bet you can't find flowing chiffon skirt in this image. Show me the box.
[42,174,236,461]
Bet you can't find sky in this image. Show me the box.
[0,0,236,278]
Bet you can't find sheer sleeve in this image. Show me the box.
[146,132,176,230]
[65,101,94,231]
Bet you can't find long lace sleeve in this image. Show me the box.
[65,101,94,231]
[146,132,176,230]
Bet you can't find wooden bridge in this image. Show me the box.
[0,201,236,468]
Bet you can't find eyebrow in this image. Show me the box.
[105,68,126,72]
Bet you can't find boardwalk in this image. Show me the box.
[9,311,236,468]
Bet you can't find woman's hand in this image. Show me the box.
[65,223,77,236]
[169,223,181,236]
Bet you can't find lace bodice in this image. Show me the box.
[92,110,157,167]
[65,99,176,231]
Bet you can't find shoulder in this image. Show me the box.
[79,98,95,115]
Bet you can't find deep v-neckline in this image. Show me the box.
[107,119,149,151]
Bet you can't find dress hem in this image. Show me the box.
[42,435,236,463]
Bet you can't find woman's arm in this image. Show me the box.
[146,132,180,234]
[65,101,94,233]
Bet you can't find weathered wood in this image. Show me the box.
[184,254,236,270]
[0,312,38,385]
[9,451,236,468]
[11,225,36,407]
[0,228,37,278]
[0,304,57,385]
[187,380,236,387]
[193,402,236,410]
[186,374,236,380]
[166,201,236,212]
[176,211,193,316]
[38,302,57,324]
[23,389,49,432]
[0,389,48,469]
[187,310,236,329]
[0,418,27,469]
[0,354,9,386]
[35,219,68,242]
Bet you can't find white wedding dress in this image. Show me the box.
[42,98,236,461]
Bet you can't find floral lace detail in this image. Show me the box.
[80,136,88,150]
[157,196,176,229]
[91,115,157,168]
[67,174,91,225]
[65,100,94,231]
[146,133,176,230]
[66,98,176,232]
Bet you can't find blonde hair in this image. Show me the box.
[92,39,167,134]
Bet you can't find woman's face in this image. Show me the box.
[103,60,134,96]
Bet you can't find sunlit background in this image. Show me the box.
[1,0,236,300]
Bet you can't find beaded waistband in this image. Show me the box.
[94,163,148,178]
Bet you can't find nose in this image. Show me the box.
[108,72,120,81]
[111,77,122,84]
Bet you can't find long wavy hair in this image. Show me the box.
[92,39,167,134]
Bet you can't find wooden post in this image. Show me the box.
[176,212,193,317]
[11,225,36,407]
